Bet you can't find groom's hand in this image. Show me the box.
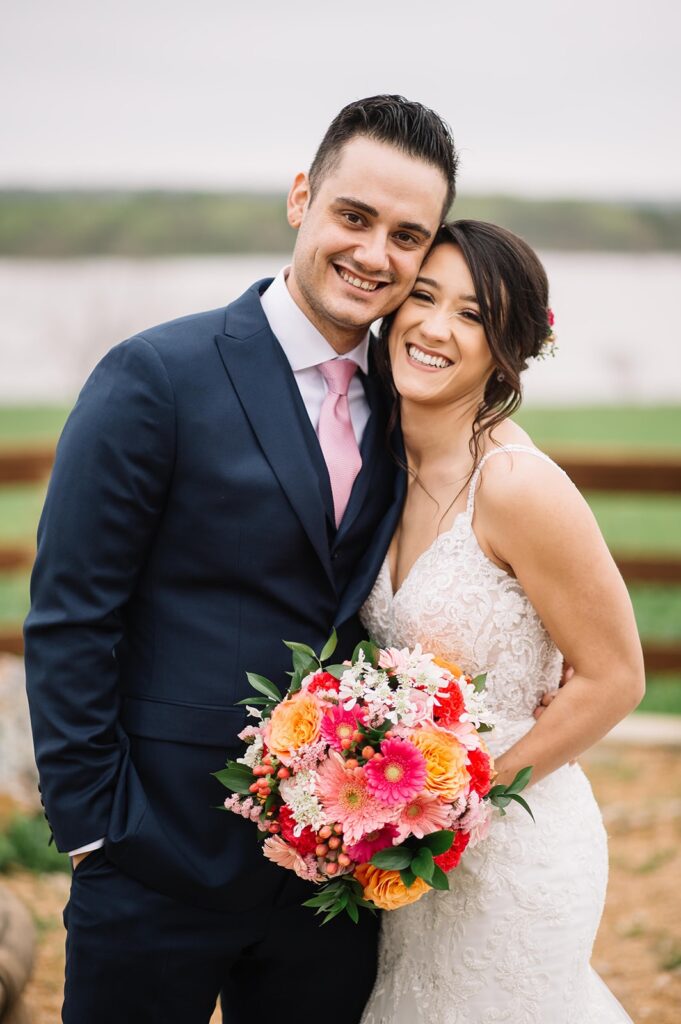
[71,850,92,870]
[533,662,575,720]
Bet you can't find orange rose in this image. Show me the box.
[433,656,464,678]
[264,692,322,765]
[354,863,430,911]
[409,724,470,801]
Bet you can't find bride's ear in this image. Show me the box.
[287,172,310,230]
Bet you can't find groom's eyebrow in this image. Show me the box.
[335,196,432,239]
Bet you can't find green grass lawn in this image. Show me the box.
[2,403,680,712]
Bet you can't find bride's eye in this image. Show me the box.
[460,309,482,323]
[410,290,434,303]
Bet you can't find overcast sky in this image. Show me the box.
[2,0,680,199]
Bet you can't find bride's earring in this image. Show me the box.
[496,370,505,382]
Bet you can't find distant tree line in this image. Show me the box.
[1,190,680,256]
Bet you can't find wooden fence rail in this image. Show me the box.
[1,445,680,670]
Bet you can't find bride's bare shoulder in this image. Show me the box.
[477,421,580,514]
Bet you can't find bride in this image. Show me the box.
[359,220,643,1023]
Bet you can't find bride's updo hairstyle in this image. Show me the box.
[378,219,553,465]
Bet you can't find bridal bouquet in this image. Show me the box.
[215,633,532,923]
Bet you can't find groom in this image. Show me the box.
[24,95,457,1023]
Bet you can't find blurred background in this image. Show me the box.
[0,2,679,1021]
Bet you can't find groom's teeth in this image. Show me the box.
[338,268,380,291]
[407,345,453,369]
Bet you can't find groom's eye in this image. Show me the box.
[342,212,364,226]
[394,231,419,246]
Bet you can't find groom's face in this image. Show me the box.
[286,136,447,347]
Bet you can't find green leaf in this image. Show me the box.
[352,640,379,667]
[420,830,454,856]
[410,847,435,883]
[399,866,416,888]
[245,673,282,702]
[472,672,487,692]
[336,887,350,911]
[288,670,303,694]
[506,766,533,794]
[303,892,337,909]
[212,765,253,794]
[346,899,359,924]
[477,722,493,733]
[488,788,511,810]
[324,663,347,679]
[319,629,338,663]
[508,793,535,822]
[235,696,274,707]
[429,864,450,891]
[283,640,318,660]
[292,648,317,676]
[371,846,413,870]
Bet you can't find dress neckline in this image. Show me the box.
[385,445,562,600]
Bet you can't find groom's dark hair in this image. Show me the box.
[309,95,458,217]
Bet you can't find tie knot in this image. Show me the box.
[317,358,358,396]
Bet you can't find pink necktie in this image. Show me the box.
[317,359,363,528]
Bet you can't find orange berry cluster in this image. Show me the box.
[315,823,351,876]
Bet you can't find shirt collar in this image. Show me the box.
[260,266,370,375]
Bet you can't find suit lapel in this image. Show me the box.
[214,282,335,587]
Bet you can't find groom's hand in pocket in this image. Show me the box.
[71,850,93,871]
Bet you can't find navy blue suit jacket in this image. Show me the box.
[24,279,404,909]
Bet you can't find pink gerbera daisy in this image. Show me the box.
[365,737,427,805]
[315,752,388,845]
[345,823,399,864]
[395,792,452,841]
[320,705,360,751]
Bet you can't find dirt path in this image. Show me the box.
[4,743,680,1022]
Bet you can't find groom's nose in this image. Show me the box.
[353,230,391,275]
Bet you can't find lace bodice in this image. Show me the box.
[361,445,564,757]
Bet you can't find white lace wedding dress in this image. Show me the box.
[359,446,632,1024]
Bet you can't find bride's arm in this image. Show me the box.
[476,455,645,788]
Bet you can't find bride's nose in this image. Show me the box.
[418,309,452,345]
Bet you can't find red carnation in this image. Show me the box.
[434,830,470,873]
[467,747,493,798]
[306,671,339,695]
[433,679,465,728]
[277,805,318,856]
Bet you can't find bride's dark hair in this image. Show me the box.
[376,219,552,470]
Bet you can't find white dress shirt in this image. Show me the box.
[69,267,372,859]
[260,267,371,445]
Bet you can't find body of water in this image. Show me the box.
[0,253,679,404]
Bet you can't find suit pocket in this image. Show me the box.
[120,694,247,748]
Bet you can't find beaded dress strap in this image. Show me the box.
[465,445,565,518]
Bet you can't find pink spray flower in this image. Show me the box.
[365,737,427,805]
[395,792,452,841]
[345,823,399,864]
[320,705,360,751]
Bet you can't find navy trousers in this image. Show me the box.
[63,849,379,1023]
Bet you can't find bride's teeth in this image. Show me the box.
[339,268,379,291]
[407,345,452,369]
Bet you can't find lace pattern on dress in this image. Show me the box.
[359,446,631,1024]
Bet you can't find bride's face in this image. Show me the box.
[387,243,495,407]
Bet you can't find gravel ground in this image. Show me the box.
[3,743,680,1023]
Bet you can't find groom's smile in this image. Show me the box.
[285,135,448,353]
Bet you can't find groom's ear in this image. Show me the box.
[287,172,311,229]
